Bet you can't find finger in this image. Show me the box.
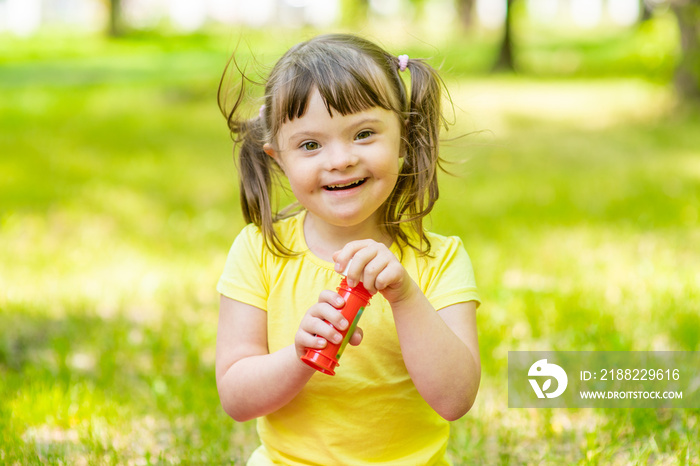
[373,261,403,292]
[301,314,345,345]
[359,254,393,295]
[348,327,363,346]
[344,246,380,288]
[302,300,350,338]
[308,294,346,331]
[317,289,345,310]
[295,323,330,359]
[296,328,328,351]
[332,239,375,275]
[315,302,349,332]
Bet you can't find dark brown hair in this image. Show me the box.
[218,33,449,256]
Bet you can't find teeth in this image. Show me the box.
[326,179,364,190]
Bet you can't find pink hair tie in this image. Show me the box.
[398,54,409,72]
[259,104,266,119]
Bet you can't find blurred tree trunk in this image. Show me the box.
[456,0,476,29]
[670,0,700,100]
[108,0,124,37]
[492,0,515,71]
[671,0,700,100]
[640,0,653,21]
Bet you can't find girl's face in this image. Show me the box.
[265,88,402,235]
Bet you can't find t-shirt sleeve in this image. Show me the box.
[422,236,480,311]
[216,224,269,311]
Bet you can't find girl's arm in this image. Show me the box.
[215,296,314,422]
[334,241,480,421]
[390,289,480,421]
[216,291,360,422]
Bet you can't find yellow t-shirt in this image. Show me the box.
[217,211,480,466]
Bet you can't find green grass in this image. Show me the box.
[1,25,698,465]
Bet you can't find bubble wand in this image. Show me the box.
[301,261,372,375]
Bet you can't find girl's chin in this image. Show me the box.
[307,210,379,230]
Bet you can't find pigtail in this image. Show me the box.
[386,56,448,254]
[233,117,271,225]
[218,58,295,256]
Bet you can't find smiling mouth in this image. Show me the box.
[324,178,367,191]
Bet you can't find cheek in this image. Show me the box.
[284,165,316,192]
[267,154,285,177]
[382,155,402,179]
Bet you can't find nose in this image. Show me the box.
[325,142,358,171]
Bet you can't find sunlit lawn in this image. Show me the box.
[1,26,699,465]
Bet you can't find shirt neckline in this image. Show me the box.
[293,210,402,271]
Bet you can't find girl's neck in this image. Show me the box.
[303,211,392,263]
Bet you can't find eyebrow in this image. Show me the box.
[287,130,324,140]
[287,117,387,141]
[349,117,386,128]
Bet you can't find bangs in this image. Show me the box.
[268,43,404,135]
[222,32,446,257]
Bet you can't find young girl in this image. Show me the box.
[216,33,480,465]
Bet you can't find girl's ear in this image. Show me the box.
[263,143,280,163]
[263,143,276,158]
[264,143,285,172]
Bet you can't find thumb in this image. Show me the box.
[348,326,363,346]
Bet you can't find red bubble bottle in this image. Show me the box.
[301,271,372,376]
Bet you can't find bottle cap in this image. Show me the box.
[301,348,338,375]
[338,277,372,303]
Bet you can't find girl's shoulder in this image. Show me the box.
[397,228,479,309]
[236,211,305,243]
[271,210,305,239]
[401,229,475,281]
[424,230,465,250]
[232,211,306,261]
[400,228,469,261]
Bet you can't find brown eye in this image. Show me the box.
[356,130,373,140]
[301,141,320,151]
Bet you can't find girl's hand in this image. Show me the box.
[332,240,418,305]
[294,290,364,359]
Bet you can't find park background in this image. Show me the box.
[1,0,699,464]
